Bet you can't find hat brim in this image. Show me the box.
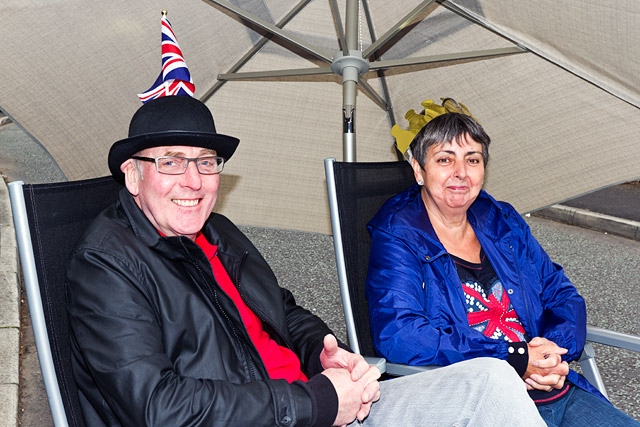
[108,131,239,183]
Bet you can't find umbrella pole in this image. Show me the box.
[342,90,356,162]
[342,0,359,162]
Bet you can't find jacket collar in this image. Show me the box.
[369,184,507,260]
[116,188,209,256]
[117,188,246,262]
[466,190,508,240]
[117,188,161,248]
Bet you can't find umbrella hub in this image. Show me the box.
[331,50,370,83]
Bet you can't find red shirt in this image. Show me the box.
[195,233,307,383]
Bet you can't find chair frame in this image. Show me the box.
[9,181,68,426]
[325,157,640,396]
[9,177,122,427]
[325,158,432,377]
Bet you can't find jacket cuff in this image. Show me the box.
[507,342,529,377]
[306,374,338,427]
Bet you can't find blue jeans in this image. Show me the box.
[537,386,640,427]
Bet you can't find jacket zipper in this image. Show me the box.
[507,238,535,338]
[188,247,259,381]
[233,252,291,350]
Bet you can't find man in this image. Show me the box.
[67,95,546,426]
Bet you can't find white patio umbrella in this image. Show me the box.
[1,0,639,234]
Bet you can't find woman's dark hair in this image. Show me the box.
[409,113,490,168]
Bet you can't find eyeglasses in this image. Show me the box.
[131,155,225,175]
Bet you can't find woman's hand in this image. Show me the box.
[524,361,569,391]
[524,337,569,391]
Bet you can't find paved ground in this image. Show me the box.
[564,181,640,223]
[1,119,639,426]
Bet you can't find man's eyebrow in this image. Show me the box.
[162,150,185,157]
[162,149,217,157]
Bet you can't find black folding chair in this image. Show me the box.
[9,176,123,427]
[324,157,640,394]
[324,158,431,376]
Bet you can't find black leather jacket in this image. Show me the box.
[67,189,336,426]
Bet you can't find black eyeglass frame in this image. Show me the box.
[130,155,225,175]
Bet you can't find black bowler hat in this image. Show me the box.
[108,96,239,183]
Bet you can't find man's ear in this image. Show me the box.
[121,159,140,196]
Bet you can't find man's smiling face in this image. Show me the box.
[122,145,220,240]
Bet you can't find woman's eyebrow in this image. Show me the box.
[465,150,483,156]
[433,149,481,156]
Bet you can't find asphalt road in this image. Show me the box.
[16,218,640,426]
[2,119,639,425]
[564,181,640,223]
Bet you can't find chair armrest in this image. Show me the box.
[579,342,608,398]
[586,325,640,353]
[362,356,438,377]
[364,356,387,374]
[386,362,437,377]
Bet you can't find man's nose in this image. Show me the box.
[182,160,203,187]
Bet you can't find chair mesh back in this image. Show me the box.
[332,161,415,357]
[23,176,122,427]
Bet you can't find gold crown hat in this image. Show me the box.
[391,98,478,155]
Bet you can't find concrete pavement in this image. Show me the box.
[0,177,20,427]
[536,203,640,242]
[1,119,66,427]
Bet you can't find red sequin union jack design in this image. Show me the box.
[463,281,526,342]
[138,13,195,104]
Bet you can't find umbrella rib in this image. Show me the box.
[328,0,349,56]
[368,46,526,71]
[357,78,388,111]
[218,66,335,81]
[437,0,529,49]
[201,0,332,63]
[360,0,397,133]
[362,0,437,59]
[200,0,313,102]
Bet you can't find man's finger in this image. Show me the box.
[323,334,338,353]
[356,402,373,422]
[348,356,370,381]
[361,380,380,403]
[362,365,381,384]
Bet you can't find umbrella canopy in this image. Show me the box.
[2,0,639,234]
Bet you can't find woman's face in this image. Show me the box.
[412,134,485,215]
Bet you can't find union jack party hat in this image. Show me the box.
[109,11,239,183]
[138,11,195,103]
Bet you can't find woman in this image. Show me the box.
[366,112,639,426]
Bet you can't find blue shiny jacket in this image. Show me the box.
[366,184,604,399]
